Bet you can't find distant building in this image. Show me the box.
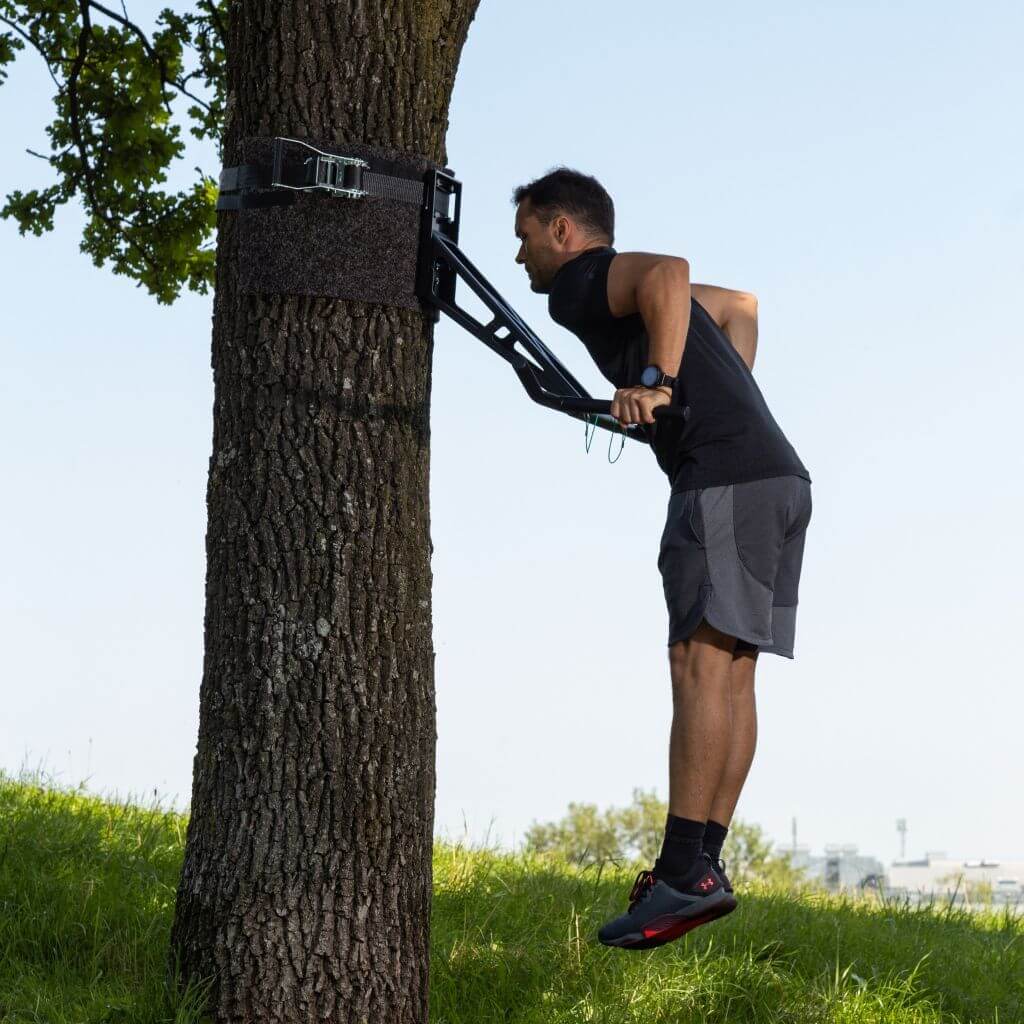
[776,844,1024,911]
[779,843,886,893]
[886,853,1024,909]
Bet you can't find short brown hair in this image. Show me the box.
[512,167,614,244]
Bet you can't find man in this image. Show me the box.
[512,168,812,950]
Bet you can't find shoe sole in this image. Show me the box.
[599,893,738,950]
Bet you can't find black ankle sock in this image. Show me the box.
[653,814,706,882]
[703,819,729,862]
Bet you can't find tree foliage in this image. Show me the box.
[523,787,808,890]
[0,0,225,304]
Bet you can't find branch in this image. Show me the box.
[197,0,225,46]
[87,0,211,114]
[0,13,62,90]
[26,146,73,161]
[66,0,94,209]
[66,0,158,273]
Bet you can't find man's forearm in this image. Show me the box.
[635,260,691,377]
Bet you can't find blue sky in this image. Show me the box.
[2,0,1022,865]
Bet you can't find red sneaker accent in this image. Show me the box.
[642,911,708,940]
[640,905,730,941]
[696,873,716,893]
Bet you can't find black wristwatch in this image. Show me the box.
[640,365,676,389]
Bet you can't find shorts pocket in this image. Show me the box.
[688,489,706,548]
[658,490,704,574]
[731,478,790,589]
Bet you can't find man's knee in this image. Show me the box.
[668,620,737,685]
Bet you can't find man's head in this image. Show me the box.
[511,168,614,293]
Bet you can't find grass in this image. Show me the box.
[1,766,1021,1023]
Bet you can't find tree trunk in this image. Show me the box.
[169,3,480,1021]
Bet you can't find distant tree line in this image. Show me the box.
[523,788,808,890]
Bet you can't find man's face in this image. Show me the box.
[514,200,563,294]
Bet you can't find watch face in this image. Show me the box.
[640,365,659,387]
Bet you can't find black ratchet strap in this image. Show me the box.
[216,136,440,212]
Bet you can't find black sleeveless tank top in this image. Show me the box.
[547,246,810,492]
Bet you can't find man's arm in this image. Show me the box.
[691,283,758,371]
[607,252,691,375]
[605,252,690,425]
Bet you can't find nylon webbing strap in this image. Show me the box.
[216,137,429,211]
[362,170,425,206]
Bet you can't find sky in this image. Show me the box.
[2,0,1022,867]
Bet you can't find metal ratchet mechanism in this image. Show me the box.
[269,137,369,199]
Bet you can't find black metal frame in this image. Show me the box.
[415,169,688,441]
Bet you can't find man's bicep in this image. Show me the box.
[607,252,689,318]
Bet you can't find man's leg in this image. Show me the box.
[649,619,736,887]
[707,648,758,827]
[666,620,737,820]
[596,618,742,947]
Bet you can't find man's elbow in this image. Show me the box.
[726,291,758,331]
[724,291,758,371]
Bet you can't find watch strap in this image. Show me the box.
[641,365,676,388]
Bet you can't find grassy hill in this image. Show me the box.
[1,769,1020,1023]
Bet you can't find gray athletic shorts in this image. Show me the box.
[658,475,812,658]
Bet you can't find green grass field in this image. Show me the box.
[1,769,1020,1023]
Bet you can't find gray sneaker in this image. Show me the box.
[597,853,737,950]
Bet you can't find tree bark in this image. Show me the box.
[169,3,480,1021]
